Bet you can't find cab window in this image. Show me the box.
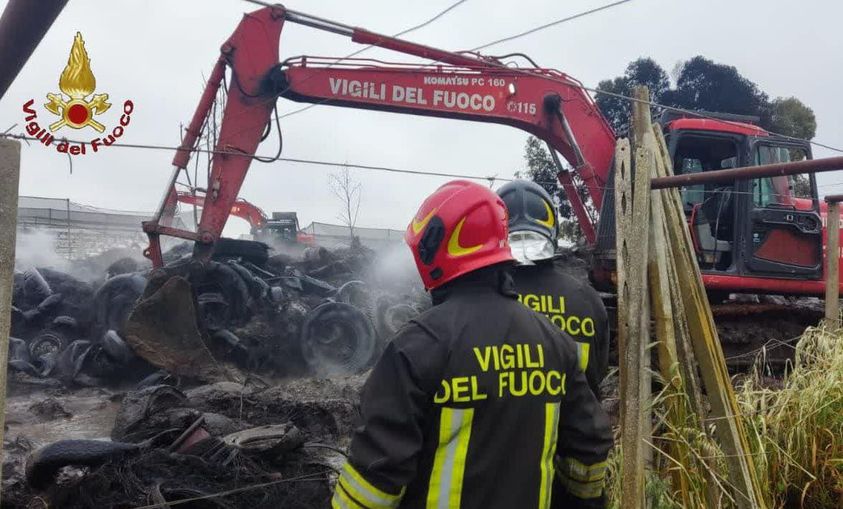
[752,146,812,209]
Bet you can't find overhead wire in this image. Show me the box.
[0,133,510,184]
[468,0,633,52]
[253,0,843,157]
[1,131,827,205]
[265,0,472,121]
[5,2,842,191]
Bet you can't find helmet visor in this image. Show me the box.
[509,231,555,265]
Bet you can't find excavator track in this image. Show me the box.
[604,299,823,372]
[711,301,822,370]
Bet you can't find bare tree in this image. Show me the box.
[329,166,362,241]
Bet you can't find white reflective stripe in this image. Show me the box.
[576,342,590,372]
[338,463,403,509]
[333,482,366,509]
[538,402,561,509]
[426,407,474,509]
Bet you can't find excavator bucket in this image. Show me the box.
[123,270,244,383]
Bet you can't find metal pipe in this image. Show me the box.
[0,0,69,100]
[651,156,843,189]
[284,9,355,36]
[172,57,227,170]
[825,194,843,204]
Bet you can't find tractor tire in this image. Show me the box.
[213,238,269,266]
[300,302,376,376]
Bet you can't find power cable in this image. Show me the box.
[4,132,831,201]
[255,1,843,156]
[273,0,627,123]
[468,0,633,51]
[0,133,509,184]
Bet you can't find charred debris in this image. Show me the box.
[4,240,426,508]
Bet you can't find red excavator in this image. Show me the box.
[175,190,315,246]
[142,5,840,306]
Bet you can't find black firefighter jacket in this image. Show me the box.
[332,266,613,509]
[511,259,610,396]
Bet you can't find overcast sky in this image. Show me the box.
[2,0,842,237]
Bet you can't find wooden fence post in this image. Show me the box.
[824,196,842,322]
[0,138,22,505]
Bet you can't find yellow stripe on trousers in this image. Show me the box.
[538,402,561,509]
[426,407,474,509]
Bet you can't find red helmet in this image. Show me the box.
[405,180,514,290]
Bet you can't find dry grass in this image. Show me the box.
[607,323,843,508]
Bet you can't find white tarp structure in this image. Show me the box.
[301,221,405,249]
[16,195,184,259]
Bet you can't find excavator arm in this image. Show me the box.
[143,5,616,267]
[277,58,615,220]
[176,191,268,231]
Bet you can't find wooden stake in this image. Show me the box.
[631,87,654,469]
[614,137,632,418]
[652,128,766,509]
[0,139,21,505]
[618,145,652,509]
[825,201,840,322]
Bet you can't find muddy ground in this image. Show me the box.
[2,375,367,508]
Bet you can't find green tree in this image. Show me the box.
[667,56,768,116]
[766,97,817,140]
[595,56,817,141]
[518,136,591,244]
[596,57,670,133]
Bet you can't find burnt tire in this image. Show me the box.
[300,302,376,376]
[213,238,269,266]
[375,302,417,342]
[21,268,52,308]
[94,274,147,333]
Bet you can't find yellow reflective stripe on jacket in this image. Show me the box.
[538,402,561,509]
[426,407,475,509]
[575,342,590,373]
[555,456,607,500]
[335,462,404,509]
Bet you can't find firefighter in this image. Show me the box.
[498,179,610,397]
[332,180,612,509]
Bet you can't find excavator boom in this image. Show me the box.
[142,5,615,266]
[279,59,615,212]
[142,5,843,301]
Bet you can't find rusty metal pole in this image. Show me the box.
[0,0,70,100]
[824,194,843,322]
[0,138,22,504]
[651,155,843,189]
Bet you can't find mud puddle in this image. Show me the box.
[4,389,121,445]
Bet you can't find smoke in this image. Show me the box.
[14,228,150,283]
[14,229,70,272]
[367,241,422,293]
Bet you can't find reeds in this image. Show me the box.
[606,323,843,508]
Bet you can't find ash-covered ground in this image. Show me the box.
[3,236,821,508]
[4,236,426,508]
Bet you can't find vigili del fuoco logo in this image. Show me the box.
[21,32,134,156]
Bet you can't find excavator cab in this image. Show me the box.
[255,212,301,244]
[663,114,823,286]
